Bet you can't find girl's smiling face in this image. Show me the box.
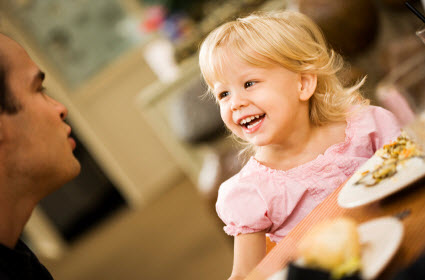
[212,55,313,148]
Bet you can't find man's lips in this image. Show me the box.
[66,126,76,150]
[68,136,76,150]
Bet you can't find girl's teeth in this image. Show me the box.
[240,114,262,125]
[246,119,261,129]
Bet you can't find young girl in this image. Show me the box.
[198,10,401,280]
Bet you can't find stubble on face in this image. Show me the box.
[0,34,81,196]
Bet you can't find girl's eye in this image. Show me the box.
[218,91,230,100]
[244,81,255,88]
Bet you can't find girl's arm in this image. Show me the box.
[228,231,267,280]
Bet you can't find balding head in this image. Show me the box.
[0,33,22,114]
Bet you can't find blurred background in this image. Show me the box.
[0,0,424,279]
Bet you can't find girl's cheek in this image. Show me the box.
[219,107,227,120]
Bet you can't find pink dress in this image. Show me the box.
[216,106,401,243]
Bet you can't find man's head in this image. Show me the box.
[0,48,21,114]
[0,34,80,200]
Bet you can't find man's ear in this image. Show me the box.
[0,120,3,141]
[299,73,317,101]
[0,117,7,142]
[0,121,3,141]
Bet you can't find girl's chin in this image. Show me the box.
[233,131,271,146]
[245,136,271,147]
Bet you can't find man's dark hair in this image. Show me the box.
[0,55,21,114]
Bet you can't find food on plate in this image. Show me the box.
[296,217,361,279]
[356,132,424,186]
[375,132,423,160]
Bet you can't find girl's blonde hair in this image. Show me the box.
[199,10,369,126]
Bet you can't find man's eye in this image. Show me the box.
[38,86,46,93]
[244,81,255,88]
[218,91,230,100]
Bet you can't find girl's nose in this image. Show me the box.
[230,92,248,111]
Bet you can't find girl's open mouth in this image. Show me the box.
[239,114,266,132]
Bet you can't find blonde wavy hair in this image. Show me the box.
[199,10,369,126]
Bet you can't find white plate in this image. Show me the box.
[358,216,404,279]
[267,267,288,280]
[338,155,425,208]
[267,216,403,280]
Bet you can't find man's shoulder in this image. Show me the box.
[0,240,54,280]
[0,269,12,280]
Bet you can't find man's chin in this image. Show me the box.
[71,160,82,178]
[61,160,82,184]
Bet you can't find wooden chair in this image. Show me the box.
[266,237,277,254]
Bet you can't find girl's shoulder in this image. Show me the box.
[348,105,400,132]
[216,158,275,236]
[219,157,270,189]
[217,157,285,202]
[347,105,401,150]
[348,105,398,124]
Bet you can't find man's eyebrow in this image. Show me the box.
[32,71,45,86]
[37,71,45,82]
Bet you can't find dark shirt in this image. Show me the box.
[0,239,54,280]
[392,250,425,280]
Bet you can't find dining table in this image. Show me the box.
[245,173,425,280]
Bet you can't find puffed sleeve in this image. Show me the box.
[216,174,273,236]
[367,106,402,151]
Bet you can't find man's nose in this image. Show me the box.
[59,103,68,120]
[49,95,68,120]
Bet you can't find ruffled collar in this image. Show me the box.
[248,115,354,175]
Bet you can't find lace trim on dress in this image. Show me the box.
[223,225,264,236]
[249,116,354,175]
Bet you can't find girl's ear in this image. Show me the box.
[299,73,317,101]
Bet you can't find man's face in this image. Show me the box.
[0,35,80,197]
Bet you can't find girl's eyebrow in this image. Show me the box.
[212,89,223,99]
[212,82,225,93]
